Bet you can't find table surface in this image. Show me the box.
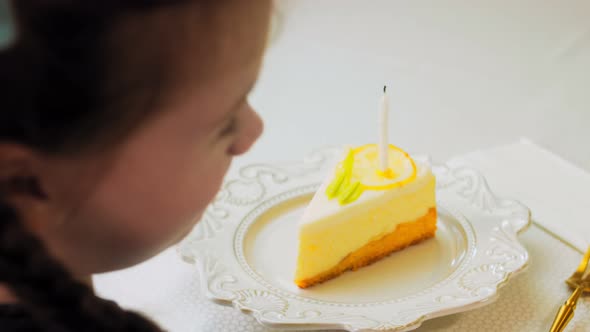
[95,1,590,331]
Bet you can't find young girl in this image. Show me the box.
[0,0,270,331]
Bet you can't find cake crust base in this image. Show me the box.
[295,208,437,289]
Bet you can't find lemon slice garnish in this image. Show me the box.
[351,144,417,190]
[325,144,417,204]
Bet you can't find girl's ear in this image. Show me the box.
[0,143,52,231]
[0,143,47,197]
[0,144,45,197]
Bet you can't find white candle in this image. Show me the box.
[379,86,389,172]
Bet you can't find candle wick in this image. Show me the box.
[383,85,387,93]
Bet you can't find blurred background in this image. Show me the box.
[246,0,590,171]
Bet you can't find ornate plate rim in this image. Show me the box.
[176,146,531,332]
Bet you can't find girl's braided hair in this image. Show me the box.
[0,0,221,330]
[0,201,161,331]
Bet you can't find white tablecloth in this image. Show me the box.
[95,1,590,331]
[448,138,589,252]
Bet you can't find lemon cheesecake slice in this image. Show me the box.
[295,144,437,288]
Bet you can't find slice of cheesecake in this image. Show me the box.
[295,144,437,288]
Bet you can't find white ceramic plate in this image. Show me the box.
[177,147,531,332]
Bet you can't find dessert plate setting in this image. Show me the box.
[177,147,531,332]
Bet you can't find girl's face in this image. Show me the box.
[31,1,271,275]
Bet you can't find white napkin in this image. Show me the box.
[447,137,590,252]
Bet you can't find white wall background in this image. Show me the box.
[243,0,590,172]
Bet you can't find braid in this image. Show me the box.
[0,201,162,332]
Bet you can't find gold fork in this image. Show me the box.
[565,246,590,289]
[549,246,590,332]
